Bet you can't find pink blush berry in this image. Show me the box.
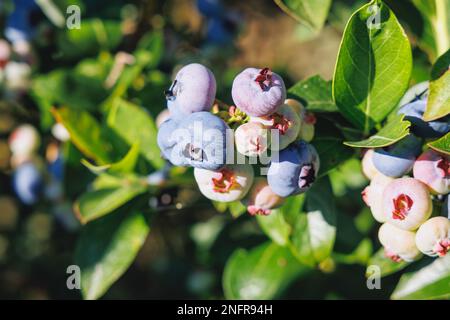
[383,177,432,230]
[413,149,450,195]
[245,178,284,216]
[231,67,286,117]
[0,39,11,68]
[362,174,394,222]
[415,216,450,257]
[361,149,381,180]
[235,122,269,157]
[194,164,254,202]
[378,223,421,262]
[251,103,301,151]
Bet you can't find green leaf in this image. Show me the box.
[431,48,450,80]
[280,194,305,226]
[333,238,373,265]
[81,142,140,174]
[256,209,291,246]
[423,69,450,121]
[52,107,111,164]
[223,242,308,299]
[75,210,150,300]
[428,132,450,155]
[57,19,122,60]
[391,255,450,299]
[344,114,411,148]
[30,70,67,129]
[411,0,450,61]
[75,182,146,223]
[314,137,353,176]
[288,75,338,113]
[291,177,337,265]
[107,99,164,169]
[274,0,332,31]
[366,248,411,278]
[332,0,412,133]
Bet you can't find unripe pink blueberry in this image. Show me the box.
[251,103,301,151]
[166,63,216,119]
[0,39,11,68]
[361,173,394,223]
[9,124,40,156]
[4,61,31,91]
[361,149,381,180]
[231,67,286,117]
[285,99,315,142]
[244,178,284,216]
[413,149,450,195]
[194,164,254,202]
[415,216,450,257]
[298,113,315,142]
[234,122,269,157]
[51,123,70,142]
[378,223,421,262]
[383,177,432,230]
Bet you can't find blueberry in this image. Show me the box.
[196,0,224,18]
[267,140,320,197]
[12,161,43,205]
[382,177,432,231]
[166,63,216,120]
[5,0,39,43]
[251,102,301,151]
[0,39,11,68]
[398,81,429,107]
[378,223,421,262]
[244,177,284,215]
[158,112,229,170]
[157,118,180,161]
[398,99,450,138]
[413,149,450,195]
[194,164,254,202]
[8,124,40,156]
[372,134,422,178]
[415,217,450,257]
[232,67,286,117]
[234,122,269,157]
[206,18,233,45]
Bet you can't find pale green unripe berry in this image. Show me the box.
[415,217,450,257]
[378,223,421,262]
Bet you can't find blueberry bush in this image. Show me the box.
[0,0,449,300]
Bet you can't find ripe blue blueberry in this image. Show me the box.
[157,117,180,161]
[12,161,43,205]
[372,134,422,178]
[398,99,450,138]
[166,63,216,120]
[267,140,320,197]
[206,18,233,45]
[157,112,229,170]
[196,0,224,18]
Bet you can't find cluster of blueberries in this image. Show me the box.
[157,63,319,216]
[361,82,450,262]
[0,0,40,99]
[9,123,69,206]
